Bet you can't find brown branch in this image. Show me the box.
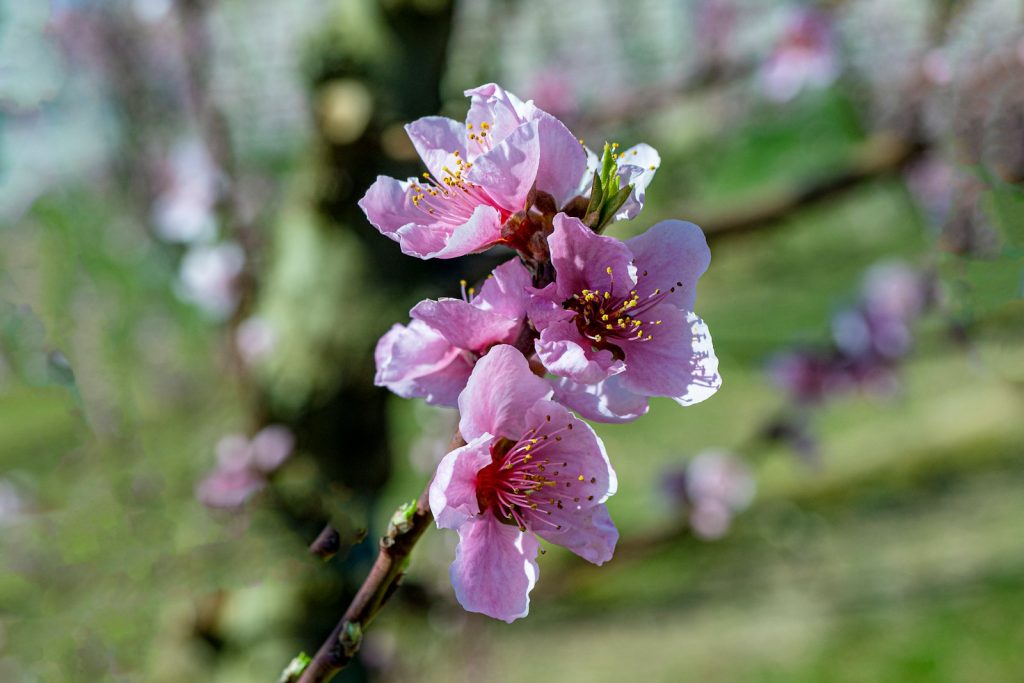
[695,134,925,240]
[297,432,465,683]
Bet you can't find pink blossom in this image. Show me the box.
[529,214,721,422]
[177,242,245,320]
[359,84,588,259]
[759,8,840,102]
[151,138,221,244]
[684,450,755,540]
[429,345,618,622]
[375,259,533,406]
[197,426,295,509]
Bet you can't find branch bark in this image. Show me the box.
[297,432,465,683]
[697,134,925,240]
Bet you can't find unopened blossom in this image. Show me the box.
[359,83,588,259]
[197,425,295,509]
[375,258,532,406]
[177,242,245,320]
[759,8,839,102]
[530,214,721,422]
[429,345,618,622]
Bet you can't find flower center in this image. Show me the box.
[562,266,680,353]
[408,151,503,225]
[475,420,599,532]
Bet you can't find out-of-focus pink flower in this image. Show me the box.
[695,0,738,67]
[359,84,588,259]
[759,8,840,102]
[429,346,617,622]
[527,70,579,121]
[0,479,28,527]
[904,154,955,226]
[665,450,755,540]
[375,259,533,407]
[152,139,221,244]
[196,425,295,509]
[177,242,245,320]
[235,316,276,365]
[768,349,852,405]
[530,214,720,422]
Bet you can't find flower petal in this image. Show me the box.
[626,219,710,311]
[374,320,471,406]
[449,514,540,622]
[618,306,722,403]
[458,344,552,442]
[429,434,492,529]
[521,400,618,564]
[549,213,637,301]
[473,258,533,321]
[534,113,589,208]
[411,298,519,353]
[465,119,540,213]
[535,319,623,384]
[551,374,650,424]
[358,175,424,242]
[394,204,503,259]
[613,143,661,221]
[405,116,467,179]
[465,83,537,149]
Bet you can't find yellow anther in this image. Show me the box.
[467,287,475,296]
[601,314,609,321]
[460,279,467,287]
[632,149,638,155]
[606,266,613,275]
[481,121,490,129]
[649,165,656,170]
[606,324,613,330]
[577,474,585,481]
[422,172,430,178]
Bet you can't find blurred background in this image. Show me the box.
[2,0,1023,681]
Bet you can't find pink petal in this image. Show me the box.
[394,204,504,260]
[626,219,710,311]
[539,503,618,565]
[358,175,425,242]
[411,298,519,353]
[534,114,589,208]
[449,513,540,622]
[458,345,552,442]
[464,83,537,149]
[473,258,533,321]
[465,120,540,213]
[521,400,618,564]
[250,425,295,473]
[405,116,467,179]
[618,307,722,403]
[548,214,637,301]
[534,319,623,384]
[429,435,492,529]
[551,375,650,424]
[375,320,471,406]
[196,467,265,509]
